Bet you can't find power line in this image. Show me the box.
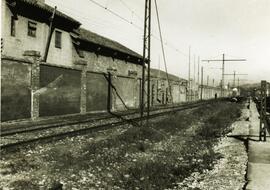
[47,0,191,59]
[46,0,135,31]
[154,0,174,105]
[88,0,189,58]
[118,0,143,21]
[89,0,143,30]
[46,0,144,49]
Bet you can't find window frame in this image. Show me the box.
[27,21,37,37]
[55,30,62,49]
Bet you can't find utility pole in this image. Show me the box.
[193,55,196,88]
[224,71,248,88]
[233,71,236,87]
[141,0,151,125]
[197,57,200,100]
[222,54,225,95]
[202,54,246,97]
[197,57,200,85]
[146,0,151,120]
[200,66,204,100]
[188,46,191,101]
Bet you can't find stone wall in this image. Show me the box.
[73,48,142,78]
[1,58,32,121]
[39,65,81,117]
[112,76,140,111]
[86,72,108,112]
[149,78,187,106]
[2,56,229,122]
[1,55,142,121]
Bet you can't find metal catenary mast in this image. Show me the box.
[140,0,151,125]
[202,54,246,97]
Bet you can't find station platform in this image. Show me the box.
[246,101,270,190]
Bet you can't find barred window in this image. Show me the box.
[28,21,37,37]
[11,16,16,36]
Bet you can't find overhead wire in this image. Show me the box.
[46,0,137,29]
[88,0,144,30]
[118,0,143,22]
[46,0,125,29]
[87,0,190,59]
[47,0,191,59]
[154,0,174,106]
[46,0,144,51]
[226,54,246,60]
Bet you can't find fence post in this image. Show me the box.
[80,67,87,114]
[107,72,112,112]
[23,50,41,120]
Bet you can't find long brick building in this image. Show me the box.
[1,0,191,122]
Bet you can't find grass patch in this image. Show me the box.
[1,100,243,189]
[197,102,242,138]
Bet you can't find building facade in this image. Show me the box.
[2,0,223,122]
[1,0,144,121]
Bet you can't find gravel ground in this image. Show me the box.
[173,104,249,190]
[0,101,243,190]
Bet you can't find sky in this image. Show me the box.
[46,0,270,85]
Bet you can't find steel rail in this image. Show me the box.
[0,101,208,151]
[1,102,195,137]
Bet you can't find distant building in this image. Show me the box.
[150,68,187,105]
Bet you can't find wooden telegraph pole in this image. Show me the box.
[202,54,246,97]
[188,47,191,101]
[200,66,204,100]
[197,57,200,85]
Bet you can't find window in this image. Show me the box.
[11,16,16,36]
[28,21,37,37]
[55,31,62,48]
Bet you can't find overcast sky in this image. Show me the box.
[46,0,270,84]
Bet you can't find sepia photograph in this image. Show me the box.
[0,0,270,189]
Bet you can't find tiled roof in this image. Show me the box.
[150,68,187,82]
[9,0,142,60]
[78,28,142,59]
[8,0,81,26]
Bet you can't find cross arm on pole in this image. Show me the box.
[224,73,248,76]
[202,59,247,62]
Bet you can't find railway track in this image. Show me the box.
[1,102,195,136]
[0,101,209,151]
